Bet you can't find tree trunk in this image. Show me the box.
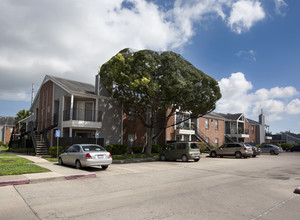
[145,127,153,154]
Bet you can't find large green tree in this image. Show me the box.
[99,48,221,154]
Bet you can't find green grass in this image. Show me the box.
[0,156,50,176]
[112,153,158,160]
[44,158,58,162]
[0,146,9,151]
[0,152,16,157]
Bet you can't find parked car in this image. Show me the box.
[245,144,261,157]
[209,142,253,158]
[259,144,283,155]
[58,144,112,169]
[286,145,300,152]
[160,141,201,162]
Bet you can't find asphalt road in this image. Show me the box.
[1,152,300,220]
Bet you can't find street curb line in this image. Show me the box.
[0,179,29,187]
[65,173,96,180]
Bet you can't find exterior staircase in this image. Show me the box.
[34,134,49,156]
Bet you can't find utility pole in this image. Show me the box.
[31,83,34,104]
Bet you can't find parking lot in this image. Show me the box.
[1,152,300,220]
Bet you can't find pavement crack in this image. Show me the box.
[14,185,41,220]
[251,194,299,220]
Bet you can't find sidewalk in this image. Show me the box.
[0,153,160,187]
[0,154,98,187]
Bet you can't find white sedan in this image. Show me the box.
[58,144,112,170]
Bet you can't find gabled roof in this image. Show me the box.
[46,75,95,96]
[203,112,247,121]
[219,113,244,120]
[203,112,227,120]
[247,118,260,125]
[0,117,15,126]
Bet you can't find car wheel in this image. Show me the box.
[194,158,200,162]
[252,155,257,158]
[58,157,64,165]
[182,155,188,162]
[160,154,166,161]
[75,160,82,169]
[210,151,217,158]
[101,165,108,170]
[270,150,275,155]
[235,152,242,158]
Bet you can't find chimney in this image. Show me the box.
[95,74,100,96]
[259,109,265,125]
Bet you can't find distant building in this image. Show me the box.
[271,132,300,144]
[0,117,15,144]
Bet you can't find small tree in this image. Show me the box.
[15,109,30,132]
[99,48,221,154]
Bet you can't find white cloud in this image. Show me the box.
[228,0,265,34]
[274,0,288,16]
[255,87,298,100]
[0,0,179,101]
[236,49,256,61]
[217,72,253,113]
[286,99,300,115]
[0,0,282,103]
[216,72,299,122]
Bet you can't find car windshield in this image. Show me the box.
[82,145,106,152]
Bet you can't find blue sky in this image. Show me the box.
[0,0,299,134]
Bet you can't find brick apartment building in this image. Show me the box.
[19,75,271,155]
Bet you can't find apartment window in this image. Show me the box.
[205,137,209,144]
[215,138,219,146]
[215,120,219,130]
[251,126,254,134]
[128,108,136,122]
[77,101,94,121]
[205,119,209,129]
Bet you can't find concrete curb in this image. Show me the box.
[0,179,29,187]
[65,173,96,180]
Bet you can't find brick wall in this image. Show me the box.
[4,126,13,144]
[165,109,175,141]
[123,109,146,147]
[198,117,225,146]
[38,80,54,132]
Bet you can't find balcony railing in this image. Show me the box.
[63,108,102,122]
[225,128,249,135]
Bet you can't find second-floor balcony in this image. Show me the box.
[225,128,249,138]
[62,108,103,129]
[175,124,195,135]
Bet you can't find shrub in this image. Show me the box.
[0,141,4,146]
[49,146,64,158]
[151,144,161,153]
[280,143,297,150]
[132,146,143,154]
[105,144,128,155]
[198,142,211,153]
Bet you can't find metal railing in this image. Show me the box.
[63,108,102,122]
[225,128,249,135]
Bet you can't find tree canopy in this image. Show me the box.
[99,48,222,153]
[15,109,30,124]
